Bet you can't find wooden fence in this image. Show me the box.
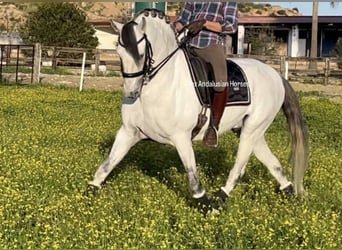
[231,54,342,85]
[41,45,121,73]
[41,46,342,85]
[1,44,342,85]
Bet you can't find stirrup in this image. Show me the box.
[203,126,218,147]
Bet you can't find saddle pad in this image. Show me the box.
[226,59,251,106]
[184,48,251,107]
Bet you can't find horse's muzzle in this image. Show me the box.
[125,90,140,99]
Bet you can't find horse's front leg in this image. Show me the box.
[88,126,141,189]
[172,134,214,214]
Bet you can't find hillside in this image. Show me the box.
[0,2,131,32]
[238,3,301,17]
[0,2,302,33]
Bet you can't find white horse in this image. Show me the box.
[88,9,308,212]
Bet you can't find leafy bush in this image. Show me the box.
[20,3,98,69]
[269,11,277,17]
[20,2,98,48]
[244,27,281,55]
[277,9,287,15]
[0,85,341,249]
[292,7,299,13]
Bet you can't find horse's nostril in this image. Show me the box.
[127,91,140,99]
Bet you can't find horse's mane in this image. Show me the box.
[121,8,178,62]
[133,8,177,38]
[134,8,171,25]
[121,22,140,63]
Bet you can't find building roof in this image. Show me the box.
[239,16,342,24]
[88,15,342,33]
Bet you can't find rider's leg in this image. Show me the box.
[194,44,228,147]
[204,88,227,147]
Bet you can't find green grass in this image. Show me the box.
[40,66,74,75]
[1,66,32,74]
[0,85,341,249]
[0,66,74,75]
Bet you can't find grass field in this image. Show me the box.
[0,84,341,249]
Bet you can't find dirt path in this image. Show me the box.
[290,82,342,103]
[41,74,122,91]
[41,74,342,103]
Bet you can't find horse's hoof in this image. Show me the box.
[213,189,229,209]
[84,184,100,197]
[194,194,218,215]
[280,184,295,197]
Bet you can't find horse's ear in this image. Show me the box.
[137,17,146,32]
[111,20,123,32]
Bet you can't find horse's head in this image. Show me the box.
[113,18,148,98]
[113,9,177,99]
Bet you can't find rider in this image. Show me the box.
[174,2,238,147]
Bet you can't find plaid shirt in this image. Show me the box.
[177,2,238,48]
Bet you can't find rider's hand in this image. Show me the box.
[174,22,184,32]
[187,20,206,35]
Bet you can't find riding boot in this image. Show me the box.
[203,88,228,147]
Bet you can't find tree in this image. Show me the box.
[244,27,281,56]
[20,2,98,69]
[20,2,98,48]
[309,2,319,69]
[310,2,335,69]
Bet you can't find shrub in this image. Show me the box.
[256,10,263,15]
[269,11,277,17]
[244,27,280,55]
[277,9,287,16]
[20,3,98,69]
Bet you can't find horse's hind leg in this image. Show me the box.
[219,122,275,198]
[253,136,293,192]
[219,130,293,201]
[88,126,141,188]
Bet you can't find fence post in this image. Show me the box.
[324,57,329,85]
[280,56,286,77]
[0,45,3,82]
[79,52,86,92]
[284,61,289,80]
[33,43,41,83]
[95,49,100,76]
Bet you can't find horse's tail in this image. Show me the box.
[281,78,309,196]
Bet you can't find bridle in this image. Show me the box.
[118,33,154,80]
[118,24,182,83]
